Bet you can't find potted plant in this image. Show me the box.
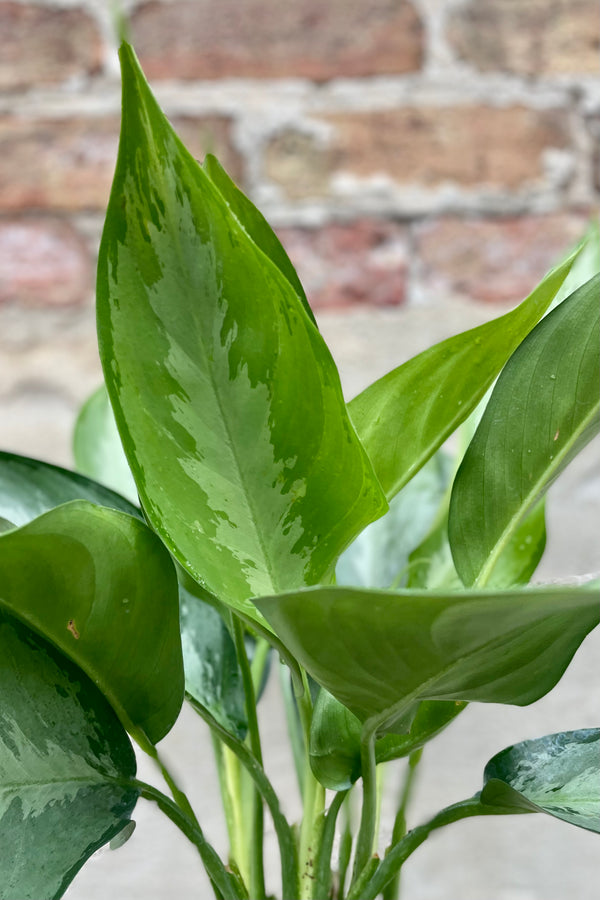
[0,43,598,900]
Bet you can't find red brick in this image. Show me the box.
[0,115,242,212]
[277,219,408,309]
[415,214,589,305]
[0,218,91,306]
[0,2,103,91]
[588,117,600,195]
[448,0,600,77]
[131,0,424,81]
[266,106,571,197]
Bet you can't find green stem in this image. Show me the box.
[360,794,520,900]
[232,615,266,900]
[188,696,300,900]
[314,790,348,900]
[223,741,251,887]
[211,735,239,863]
[383,749,423,900]
[350,720,378,886]
[280,662,306,797]
[297,669,326,899]
[134,734,201,830]
[250,636,271,696]
[135,779,241,900]
[346,855,380,900]
[336,796,353,899]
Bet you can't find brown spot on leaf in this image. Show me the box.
[554,429,560,441]
[67,619,80,639]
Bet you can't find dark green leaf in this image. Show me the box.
[310,688,466,790]
[180,574,247,739]
[481,729,600,833]
[408,498,546,591]
[73,385,138,502]
[0,501,183,745]
[257,584,599,732]
[349,247,583,502]
[0,451,249,742]
[0,609,139,900]
[0,450,141,527]
[449,276,600,586]
[97,43,386,622]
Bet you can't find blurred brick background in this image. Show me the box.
[0,0,598,314]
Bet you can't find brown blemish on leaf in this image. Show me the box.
[554,429,560,441]
[67,619,80,639]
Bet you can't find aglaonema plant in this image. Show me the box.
[0,42,599,900]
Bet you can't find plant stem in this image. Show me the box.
[314,789,348,900]
[359,794,520,900]
[188,696,300,900]
[135,779,241,900]
[280,661,306,797]
[136,736,201,829]
[297,668,326,899]
[349,721,378,886]
[383,748,423,900]
[336,797,354,899]
[346,855,380,900]
[232,615,266,900]
[250,635,271,696]
[223,741,251,887]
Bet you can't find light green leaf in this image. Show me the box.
[0,501,183,745]
[310,688,466,790]
[257,584,599,732]
[202,154,315,326]
[336,451,453,590]
[73,385,138,503]
[0,450,140,527]
[481,729,600,833]
[0,610,139,900]
[349,246,583,501]
[449,276,600,587]
[551,218,600,309]
[96,43,386,622]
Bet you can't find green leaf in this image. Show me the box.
[96,43,387,622]
[0,451,248,742]
[0,609,139,900]
[257,584,599,732]
[0,501,183,745]
[202,154,316,326]
[310,688,466,790]
[179,573,247,740]
[481,729,600,833]
[449,276,600,587]
[0,450,141,527]
[73,385,138,503]
[336,451,453,590]
[408,498,546,591]
[348,247,582,501]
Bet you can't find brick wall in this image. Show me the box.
[0,0,598,312]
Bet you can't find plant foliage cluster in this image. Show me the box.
[0,44,598,900]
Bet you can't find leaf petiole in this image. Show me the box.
[134,779,241,899]
[359,794,524,900]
